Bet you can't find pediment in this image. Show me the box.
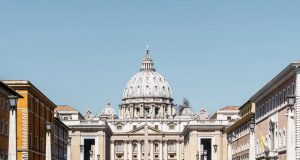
[167,122,177,126]
[128,125,163,134]
[114,122,125,126]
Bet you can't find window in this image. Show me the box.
[275,95,278,108]
[117,125,122,130]
[133,143,138,152]
[115,142,124,152]
[4,123,7,135]
[272,97,275,110]
[292,83,295,95]
[29,133,32,149]
[227,116,231,120]
[63,117,69,120]
[36,136,38,151]
[283,90,286,103]
[168,142,175,152]
[169,125,175,130]
[279,92,282,105]
[133,125,137,130]
[154,125,158,130]
[154,143,159,152]
[0,121,3,133]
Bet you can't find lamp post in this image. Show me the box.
[213,144,218,153]
[264,146,270,160]
[249,116,255,160]
[8,95,18,160]
[227,134,233,160]
[45,121,52,160]
[67,137,71,160]
[80,144,84,160]
[286,95,296,160]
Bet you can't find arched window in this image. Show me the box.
[132,143,138,153]
[154,143,159,152]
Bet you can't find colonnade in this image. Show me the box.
[110,140,182,160]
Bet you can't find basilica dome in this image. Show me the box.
[100,101,117,119]
[122,50,173,100]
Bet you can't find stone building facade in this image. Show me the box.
[56,50,239,160]
[226,100,256,160]
[3,80,56,160]
[0,81,22,160]
[250,61,300,160]
[54,117,70,160]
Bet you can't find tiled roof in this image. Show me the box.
[220,106,239,111]
[55,105,77,111]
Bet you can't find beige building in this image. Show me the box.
[56,49,239,160]
[250,61,300,160]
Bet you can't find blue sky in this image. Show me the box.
[1,1,300,114]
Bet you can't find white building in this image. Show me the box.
[56,49,238,160]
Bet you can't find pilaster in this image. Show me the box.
[111,140,115,160]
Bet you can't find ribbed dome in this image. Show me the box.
[122,49,173,100]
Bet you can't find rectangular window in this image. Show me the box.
[154,125,158,130]
[0,121,3,133]
[4,123,7,134]
[29,133,32,149]
[117,126,122,130]
[169,125,175,130]
[133,125,137,130]
[292,84,295,95]
[279,93,282,105]
[115,143,124,152]
[168,142,175,152]
[283,90,286,103]
[36,136,38,151]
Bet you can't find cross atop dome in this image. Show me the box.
[140,46,155,71]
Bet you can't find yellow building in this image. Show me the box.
[3,80,56,160]
[226,100,256,160]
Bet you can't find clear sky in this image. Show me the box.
[1,1,300,114]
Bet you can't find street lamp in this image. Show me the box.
[227,133,236,143]
[213,144,218,152]
[45,121,51,133]
[286,95,296,109]
[196,150,199,160]
[249,118,255,133]
[67,137,71,144]
[264,147,270,158]
[8,95,18,110]
[80,145,84,152]
[227,134,232,143]
[45,121,52,160]
[8,95,18,160]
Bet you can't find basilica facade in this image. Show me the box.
[56,49,239,160]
